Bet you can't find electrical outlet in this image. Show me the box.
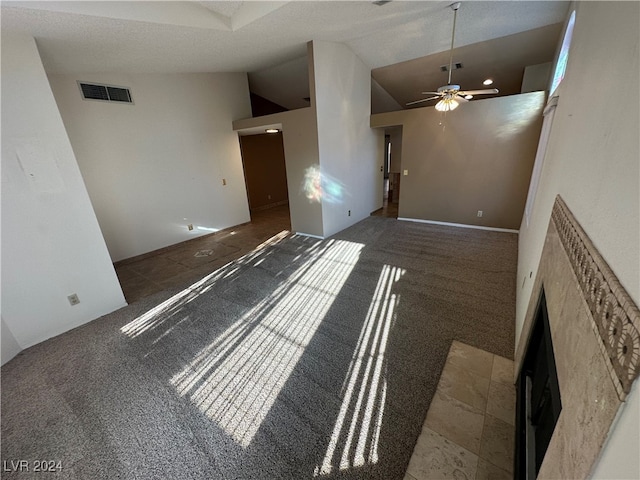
[67,294,80,306]
[222,178,227,186]
[403,169,408,176]
[348,210,351,216]
[188,224,194,231]
[477,210,483,217]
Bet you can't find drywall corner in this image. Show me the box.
[1,317,22,365]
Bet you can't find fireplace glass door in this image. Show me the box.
[515,288,562,478]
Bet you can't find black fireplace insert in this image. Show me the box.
[515,287,562,479]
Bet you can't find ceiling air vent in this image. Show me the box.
[78,82,133,104]
[440,62,464,72]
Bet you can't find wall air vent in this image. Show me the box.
[78,82,133,104]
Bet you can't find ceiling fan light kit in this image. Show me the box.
[435,97,459,112]
[407,2,499,110]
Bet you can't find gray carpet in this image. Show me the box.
[1,216,517,479]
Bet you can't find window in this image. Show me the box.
[549,10,576,96]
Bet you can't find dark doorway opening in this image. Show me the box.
[238,132,290,216]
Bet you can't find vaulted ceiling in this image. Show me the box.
[2,1,570,112]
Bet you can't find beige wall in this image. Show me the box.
[372,92,545,230]
[239,133,288,210]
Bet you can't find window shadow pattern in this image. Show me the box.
[1,216,517,480]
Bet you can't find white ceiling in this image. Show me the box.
[2,1,569,112]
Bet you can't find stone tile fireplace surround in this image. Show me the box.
[515,196,640,478]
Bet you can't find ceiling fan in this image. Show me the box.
[406,2,498,111]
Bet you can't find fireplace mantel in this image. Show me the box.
[515,195,640,478]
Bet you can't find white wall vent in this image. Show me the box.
[78,82,133,104]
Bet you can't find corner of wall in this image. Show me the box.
[1,317,22,366]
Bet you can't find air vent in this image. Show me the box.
[78,82,133,104]
[439,63,464,72]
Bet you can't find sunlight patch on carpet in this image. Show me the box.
[315,264,405,476]
[120,230,291,338]
[169,238,363,447]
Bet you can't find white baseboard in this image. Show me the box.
[397,217,519,234]
[294,232,325,240]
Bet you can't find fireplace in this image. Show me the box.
[515,289,562,479]
[514,196,640,478]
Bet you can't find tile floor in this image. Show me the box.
[115,205,292,303]
[405,341,516,480]
[371,200,399,218]
[115,202,398,304]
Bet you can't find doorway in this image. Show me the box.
[376,126,402,218]
[238,132,290,215]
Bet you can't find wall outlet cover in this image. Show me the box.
[67,294,80,306]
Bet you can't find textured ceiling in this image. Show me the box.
[1,1,570,111]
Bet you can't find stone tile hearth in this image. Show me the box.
[404,341,515,480]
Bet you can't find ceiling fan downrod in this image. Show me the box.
[447,2,461,85]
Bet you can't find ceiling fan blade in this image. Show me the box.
[406,96,440,106]
[455,95,468,103]
[459,88,499,96]
[421,92,441,95]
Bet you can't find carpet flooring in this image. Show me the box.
[1,216,517,480]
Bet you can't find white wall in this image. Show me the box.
[48,72,252,262]
[515,2,639,478]
[1,34,127,354]
[312,41,383,238]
